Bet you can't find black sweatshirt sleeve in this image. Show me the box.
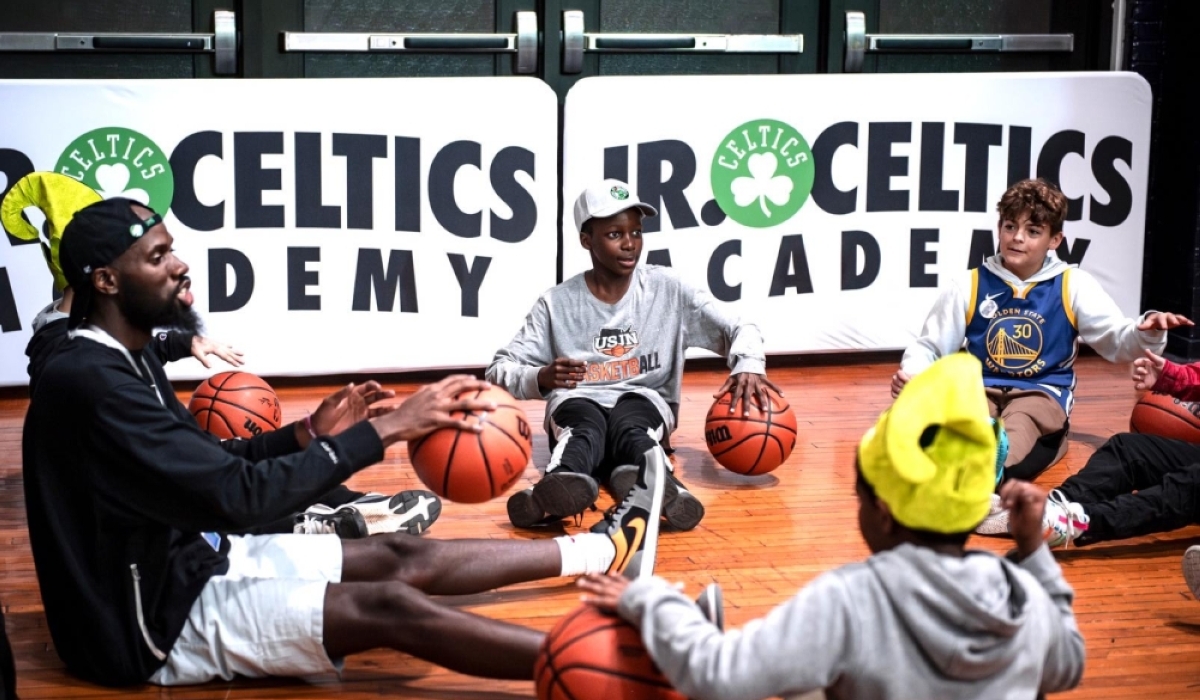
[147,331,196,364]
[89,380,384,532]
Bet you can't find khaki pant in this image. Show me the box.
[986,387,1069,481]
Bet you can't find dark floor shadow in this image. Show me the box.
[1054,534,1200,560]
[435,580,578,608]
[673,445,781,490]
[1068,431,1110,451]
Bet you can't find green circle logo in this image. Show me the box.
[55,127,174,214]
[711,119,814,228]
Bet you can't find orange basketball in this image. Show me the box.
[535,605,684,700]
[407,385,533,503]
[188,371,282,439]
[705,389,797,475]
[1130,392,1200,443]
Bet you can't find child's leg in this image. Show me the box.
[1059,433,1200,504]
[1076,464,1200,543]
[990,388,1068,481]
[507,398,605,528]
[604,394,705,531]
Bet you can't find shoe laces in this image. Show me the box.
[1046,489,1089,547]
[294,515,338,535]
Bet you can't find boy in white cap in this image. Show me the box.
[487,179,778,532]
[580,354,1085,699]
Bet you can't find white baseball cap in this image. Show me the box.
[573,179,658,232]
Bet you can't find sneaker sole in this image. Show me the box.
[696,583,725,631]
[507,489,547,528]
[533,472,599,518]
[1184,547,1200,598]
[378,491,443,536]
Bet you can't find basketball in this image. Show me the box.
[535,605,684,700]
[704,389,798,475]
[188,371,282,439]
[1129,392,1200,443]
[407,385,533,503]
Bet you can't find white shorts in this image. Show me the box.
[148,533,343,686]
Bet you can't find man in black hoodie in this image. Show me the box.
[24,198,649,686]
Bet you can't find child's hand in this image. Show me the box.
[538,357,586,390]
[1132,349,1166,391]
[998,480,1048,559]
[1138,311,1193,331]
[890,370,910,399]
[714,372,783,416]
[578,573,631,612]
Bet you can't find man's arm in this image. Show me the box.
[485,297,555,399]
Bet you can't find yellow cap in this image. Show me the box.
[858,354,997,534]
[1,172,102,291]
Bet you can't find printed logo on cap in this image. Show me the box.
[710,118,814,228]
[610,185,629,200]
[54,127,175,215]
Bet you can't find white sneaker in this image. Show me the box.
[347,490,442,535]
[974,493,1011,535]
[1183,546,1200,599]
[1043,489,1089,548]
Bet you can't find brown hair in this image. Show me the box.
[996,178,1068,233]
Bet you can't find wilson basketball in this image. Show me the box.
[1129,392,1200,443]
[407,385,533,503]
[535,605,684,700]
[188,371,282,439]
[705,389,797,475]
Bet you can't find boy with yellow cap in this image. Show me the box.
[579,354,1085,699]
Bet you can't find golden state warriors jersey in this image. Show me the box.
[964,266,1079,412]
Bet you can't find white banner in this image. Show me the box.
[0,78,559,386]
[562,72,1152,356]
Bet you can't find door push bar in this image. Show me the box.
[843,11,1073,73]
[0,10,237,75]
[561,10,802,74]
[282,10,539,74]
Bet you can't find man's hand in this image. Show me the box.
[1132,349,1167,391]
[310,381,396,438]
[370,375,495,447]
[538,357,587,391]
[1138,312,1194,331]
[890,370,910,399]
[190,336,245,369]
[998,479,1048,559]
[577,573,632,613]
[715,372,783,416]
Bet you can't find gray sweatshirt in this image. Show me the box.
[486,265,765,432]
[619,543,1084,700]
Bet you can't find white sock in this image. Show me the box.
[555,533,616,576]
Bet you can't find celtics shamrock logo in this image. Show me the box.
[54,127,174,214]
[710,119,814,228]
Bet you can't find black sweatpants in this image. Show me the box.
[547,394,665,482]
[1057,433,1200,543]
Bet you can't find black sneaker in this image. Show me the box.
[603,447,667,577]
[696,583,725,631]
[345,490,442,535]
[507,472,600,528]
[293,504,369,538]
[609,463,705,531]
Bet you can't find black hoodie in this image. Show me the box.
[22,333,383,685]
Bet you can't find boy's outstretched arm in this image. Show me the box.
[1135,349,1200,400]
[899,278,971,381]
[1000,480,1086,693]
[581,573,852,700]
[485,297,556,399]
[1070,268,1189,361]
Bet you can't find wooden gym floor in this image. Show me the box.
[1,353,1199,699]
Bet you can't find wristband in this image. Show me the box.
[303,413,319,440]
